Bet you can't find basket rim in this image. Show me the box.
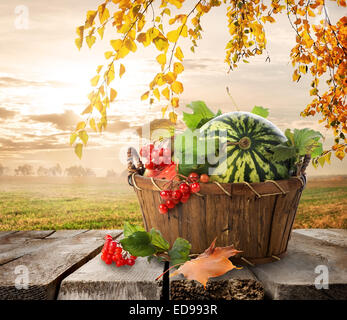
[130,173,305,197]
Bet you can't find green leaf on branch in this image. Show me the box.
[120,231,156,257]
[182,101,222,131]
[168,238,191,266]
[149,228,170,252]
[123,222,145,237]
[251,106,269,118]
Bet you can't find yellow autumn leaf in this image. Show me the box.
[104,51,113,59]
[90,75,100,87]
[116,46,130,59]
[75,143,83,159]
[86,35,96,48]
[174,46,184,61]
[141,91,149,100]
[171,81,183,94]
[99,85,105,97]
[76,121,86,131]
[96,65,103,74]
[76,25,84,38]
[106,64,115,85]
[173,62,184,74]
[171,97,179,108]
[153,88,160,100]
[75,38,83,50]
[325,152,331,164]
[98,26,105,39]
[78,130,89,146]
[156,53,166,69]
[161,106,168,117]
[163,72,176,84]
[70,133,77,146]
[82,104,93,115]
[119,64,125,78]
[153,36,169,52]
[89,118,97,132]
[168,0,183,9]
[125,38,137,52]
[167,29,180,43]
[85,10,97,29]
[98,6,110,24]
[169,111,177,123]
[147,27,160,41]
[109,88,117,102]
[162,87,170,100]
[110,39,123,51]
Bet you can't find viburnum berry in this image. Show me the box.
[101,235,137,267]
[126,258,136,266]
[179,183,191,194]
[172,189,182,200]
[159,203,169,214]
[188,172,199,183]
[190,182,201,193]
[160,190,172,201]
[114,247,122,254]
[166,199,176,209]
[200,174,209,183]
[104,234,113,241]
[180,193,190,203]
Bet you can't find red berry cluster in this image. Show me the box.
[140,144,173,170]
[158,172,209,214]
[101,234,137,267]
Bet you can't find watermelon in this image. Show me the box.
[199,112,290,183]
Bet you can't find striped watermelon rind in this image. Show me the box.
[199,111,290,183]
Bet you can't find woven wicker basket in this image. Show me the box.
[127,148,309,266]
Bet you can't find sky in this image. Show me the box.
[0,0,346,177]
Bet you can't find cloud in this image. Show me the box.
[0,76,67,88]
[0,135,64,152]
[0,107,16,119]
[26,110,82,131]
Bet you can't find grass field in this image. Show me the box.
[0,176,346,231]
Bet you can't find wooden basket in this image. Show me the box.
[127,148,309,266]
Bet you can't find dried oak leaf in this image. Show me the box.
[170,238,242,288]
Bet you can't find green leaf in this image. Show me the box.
[284,129,294,146]
[270,144,297,162]
[120,231,156,257]
[123,222,145,237]
[311,142,323,158]
[182,101,221,131]
[293,128,323,156]
[149,229,170,252]
[251,106,269,118]
[168,237,191,266]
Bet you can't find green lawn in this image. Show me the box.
[0,176,346,231]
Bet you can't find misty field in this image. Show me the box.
[0,176,346,231]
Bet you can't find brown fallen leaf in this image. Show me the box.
[170,238,242,288]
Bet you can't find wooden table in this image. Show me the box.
[1,229,346,300]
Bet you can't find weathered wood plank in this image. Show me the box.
[58,256,165,300]
[0,230,55,244]
[250,230,347,300]
[0,230,122,300]
[45,230,88,239]
[0,230,90,266]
